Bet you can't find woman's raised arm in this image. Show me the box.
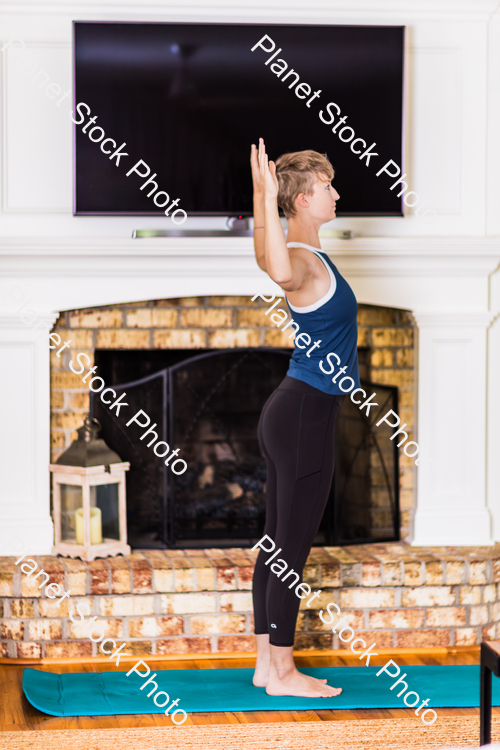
[251,143,267,271]
[258,138,308,291]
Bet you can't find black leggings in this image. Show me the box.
[253,375,344,647]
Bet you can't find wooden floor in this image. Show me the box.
[0,648,496,732]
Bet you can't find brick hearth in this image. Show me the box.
[1,543,499,659]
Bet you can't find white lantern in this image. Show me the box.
[50,416,130,561]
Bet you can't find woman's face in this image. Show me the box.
[300,175,339,223]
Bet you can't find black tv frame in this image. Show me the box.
[72,20,405,219]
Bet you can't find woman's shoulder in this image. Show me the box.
[287,243,323,263]
[286,243,319,270]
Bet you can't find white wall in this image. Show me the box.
[486,11,500,541]
[0,0,499,239]
[1,0,500,551]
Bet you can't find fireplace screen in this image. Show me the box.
[91,348,399,548]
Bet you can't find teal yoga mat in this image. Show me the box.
[23,665,500,717]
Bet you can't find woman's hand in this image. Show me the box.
[258,137,279,202]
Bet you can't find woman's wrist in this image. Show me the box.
[264,196,279,212]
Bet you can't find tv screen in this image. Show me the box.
[73,22,404,217]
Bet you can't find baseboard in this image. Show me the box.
[0,645,479,667]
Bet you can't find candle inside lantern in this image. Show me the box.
[75,507,102,545]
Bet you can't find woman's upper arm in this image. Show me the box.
[278,252,310,292]
[257,256,267,272]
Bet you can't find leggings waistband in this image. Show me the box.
[277,375,344,401]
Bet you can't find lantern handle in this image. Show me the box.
[84,415,101,431]
[82,414,102,441]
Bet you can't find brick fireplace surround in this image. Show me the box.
[0,294,497,660]
[49,295,416,537]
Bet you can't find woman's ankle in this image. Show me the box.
[269,643,295,674]
[255,633,271,663]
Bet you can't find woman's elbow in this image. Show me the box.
[268,271,293,287]
[266,262,299,288]
[272,276,297,291]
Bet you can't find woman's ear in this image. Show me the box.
[296,192,309,209]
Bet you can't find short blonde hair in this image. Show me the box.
[275,150,334,219]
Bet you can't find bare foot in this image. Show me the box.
[303,673,330,689]
[266,667,342,698]
[253,634,271,687]
[253,658,269,687]
[254,666,328,689]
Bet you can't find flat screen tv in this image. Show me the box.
[73,22,404,217]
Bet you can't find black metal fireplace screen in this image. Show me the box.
[90,348,399,548]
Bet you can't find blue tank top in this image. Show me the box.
[285,242,360,396]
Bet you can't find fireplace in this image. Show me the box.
[89,345,400,549]
[45,293,417,548]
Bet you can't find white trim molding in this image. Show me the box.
[0,313,58,555]
[411,310,495,546]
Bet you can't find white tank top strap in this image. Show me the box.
[286,242,337,312]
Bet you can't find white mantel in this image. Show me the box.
[1,0,500,552]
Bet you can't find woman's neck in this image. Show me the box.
[285,218,321,249]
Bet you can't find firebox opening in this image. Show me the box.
[91,346,399,550]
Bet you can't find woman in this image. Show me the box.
[250,138,360,698]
